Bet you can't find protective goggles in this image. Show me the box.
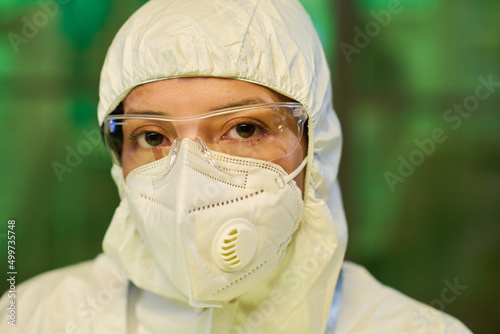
[103,102,308,170]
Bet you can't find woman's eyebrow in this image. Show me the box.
[208,97,270,111]
[124,97,271,115]
[124,109,166,115]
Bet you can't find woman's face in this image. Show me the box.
[121,77,308,194]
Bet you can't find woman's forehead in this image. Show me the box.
[122,78,291,117]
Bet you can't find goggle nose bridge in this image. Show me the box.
[169,137,220,170]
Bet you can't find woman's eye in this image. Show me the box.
[228,123,259,139]
[137,132,166,147]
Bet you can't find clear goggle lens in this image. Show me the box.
[103,102,308,172]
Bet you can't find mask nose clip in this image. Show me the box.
[168,138,220,169]
[194,137,220,169]
[168,137,220,170]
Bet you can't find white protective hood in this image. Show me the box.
[98,0,347,333]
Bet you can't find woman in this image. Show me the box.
[0,0,471,333]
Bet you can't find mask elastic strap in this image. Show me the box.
[284,156,308,183]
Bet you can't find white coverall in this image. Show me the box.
[0,0,472,333]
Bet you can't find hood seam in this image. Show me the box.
[236,0,262,63]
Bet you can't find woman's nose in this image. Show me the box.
[168,137,220,170]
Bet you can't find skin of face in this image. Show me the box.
[121,77,308,194]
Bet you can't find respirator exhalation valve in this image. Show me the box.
[212,218,258,272]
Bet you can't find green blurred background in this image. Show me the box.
[1,0,499,332]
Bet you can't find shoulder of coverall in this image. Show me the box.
[0,254,128,333]
[336,262,473,334]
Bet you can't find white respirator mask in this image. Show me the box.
[121,138,306,307]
